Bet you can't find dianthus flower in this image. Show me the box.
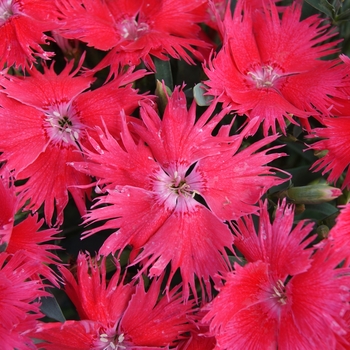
[326,203,350,264]
[204,200,350,349]
[0,60,146,225]
[178,311,216,350]
[309,115,350,189]
[329,54,350,116]
[0,171,61,285]
[0,251,48,350]
[55,0,210,72]
[308,55,350,189]
[32,252,195,349]
[0,0,59,69]
[204,0,344,135]
[72,86,287,300]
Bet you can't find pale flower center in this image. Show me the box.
[247,65,281,89]
[98,333,126,350]
[0,0,14,25]
[169,171,195,197]
[43,103,84,147]
[152,164,203,211]
[117,16,149,41]
[271,279,287,305]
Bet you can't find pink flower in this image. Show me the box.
[72,86,287,299]
[0,170,17,246]
[0,171,61,285]
[0,60,146,225]
[0,251,48,350]
[308,55,350,189]
[326,203,350,263]
[0,0,59,69]
[329,54,350,116]
[203,201,350,349]
[55,0,209,71]
[178,310,216,350]
[309,116,350,189]
[32,252,195,349]
[232,199,315,278]
[204,0,344,135]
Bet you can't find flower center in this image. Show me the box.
[0,0,14,25]
[98,333,126,350]
[43,103,84,147]
[117,16,149,41]
[152,164,203,211]
[169,171,195,197]
[271,279,287,305]
[247,65,281,89]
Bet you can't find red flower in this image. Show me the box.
[0,251,47,350]
[32,252,195,349]
[309,116,350,189]
[232,199,315,279]
[72,86,287,299]
[203,201,350,349]
[0,0,58,69]
[55,0,209,71]
[0,170,17,246]
[0,171,61,285]
[326,203,350,263]
[204,0,344,135]
[0,60,146,225]
[329,54,350,116]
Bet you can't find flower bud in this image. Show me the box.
[279,184,342,204]
[155,79,172,115]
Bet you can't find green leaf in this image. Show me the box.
[295,202,339,223]
[40,293,66,322]
[305,0,335,17]
[154,57,173,90]
[335,8,350,24]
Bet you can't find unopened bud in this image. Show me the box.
[317,225,330,239]
[155,80,172,116]
[279,184,342,205]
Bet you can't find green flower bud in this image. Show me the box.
[279,184,342,204]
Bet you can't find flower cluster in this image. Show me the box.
[1,0,350,349]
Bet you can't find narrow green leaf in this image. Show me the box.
[40,293,66,322]
[305,0,335,17]
[335,8,350,23]
[154,57,173,90]
[295,202,339,222]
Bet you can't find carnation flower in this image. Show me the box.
[0,60,146,225]
[204,0,344,135]
[326,203,350,263]
[309,116,350,189]
[72,86,287,300]
[204,201,350,349]
[0,0,58,69]
[308,55,350,189]
[232,199,316,278]
[0,171,61,285]
[55,0,210,71]
[329,54,350,116]
[0,251,47,350]
[32,252,195,349]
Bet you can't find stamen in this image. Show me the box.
[117,16,149,41]
[152,164,203,211]
[271,279,287,305]
[0,0,14,25]
[247,65,281,89]
[43,104,83,147]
